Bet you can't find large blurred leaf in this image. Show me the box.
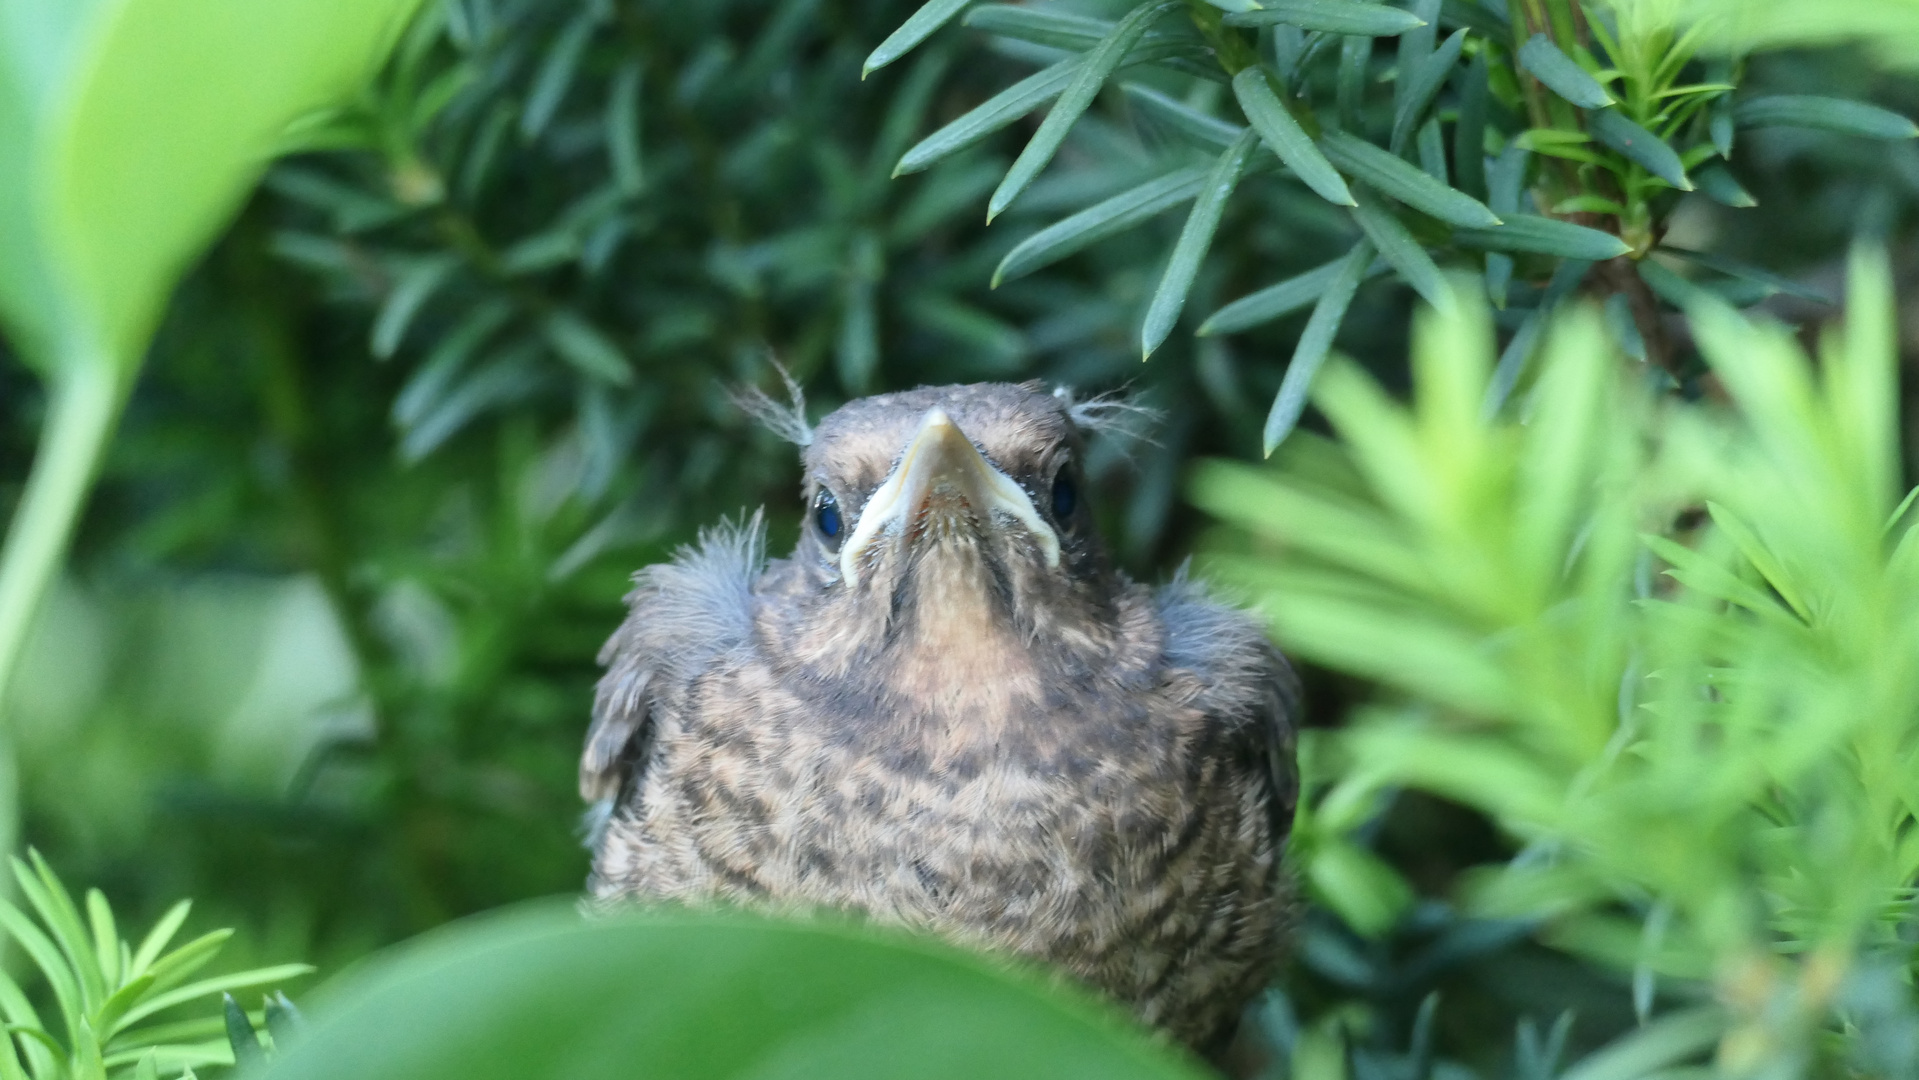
[0,0,424,733]
[260,903,1207,1080]
[1688,0,1919,68]
[0,0,426,371]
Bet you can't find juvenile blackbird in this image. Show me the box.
[581,381,1299,1051]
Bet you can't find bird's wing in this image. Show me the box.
[580,644,653,805]
[1255,638,1302,846]
[1154,572,1302,846]
[579,513,768,831]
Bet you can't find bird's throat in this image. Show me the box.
[888,532,1037,724]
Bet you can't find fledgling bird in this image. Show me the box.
[581,381,1299,1052]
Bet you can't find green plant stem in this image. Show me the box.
[0,359,124,712]
[1186,0,1259,78]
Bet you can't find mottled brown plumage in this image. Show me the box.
[581,381,1299,1051]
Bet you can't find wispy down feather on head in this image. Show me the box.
[1052,385,1162,448]
[732,361,813,446]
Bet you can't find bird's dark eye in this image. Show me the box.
[1051,470,1077,520]
[815,489,843,547]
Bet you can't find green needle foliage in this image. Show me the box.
[0,852,308,1080]
[1197,247,1919,1072]
[867,0,1916,452]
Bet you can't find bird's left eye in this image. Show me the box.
[1051,469,1077,521]
[815,489,843,548]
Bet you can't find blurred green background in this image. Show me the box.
[3,0,1919,1073]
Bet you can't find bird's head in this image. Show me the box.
[782,382,1120,669]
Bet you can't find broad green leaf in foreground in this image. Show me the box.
[259,903,1207,1080]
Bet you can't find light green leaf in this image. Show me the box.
[129,904,190,980]
[17,853,104,1011]
[987,0,1180,221]
[1705,502,1811,620]
[1643,535,1794,619]
[1142,130,1259,358]
[143,930,235,996]
[96,974,156,1037]
[1514,306,1612,595]
[1557,1008,1724,1080]
[1517,33,1613,109]
[1232,68,1355,207]
[1734,94,1919,139]
[115,965,315,1033]
[1306,841,1414,936]
[0,0,426,373]
[994,167,1207,286]
[1190,467,1430,593]
[0,898,82,1042]
[86,889,118,991]
[1320,131,1501,226]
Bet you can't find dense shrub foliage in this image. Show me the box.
[3,0,1919,1075]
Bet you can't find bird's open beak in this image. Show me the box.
[839,407,1060,586]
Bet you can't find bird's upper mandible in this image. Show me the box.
[837,406,1061,587]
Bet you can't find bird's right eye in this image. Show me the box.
[814,489,843,549]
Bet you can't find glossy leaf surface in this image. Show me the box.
[259,904,1205,1080]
